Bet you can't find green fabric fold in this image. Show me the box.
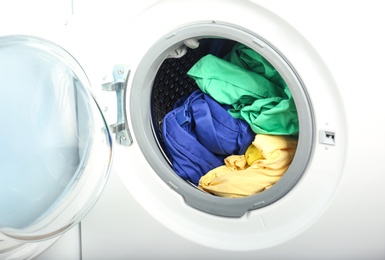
[187,43,299,135]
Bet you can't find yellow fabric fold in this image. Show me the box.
[198,134,298,198]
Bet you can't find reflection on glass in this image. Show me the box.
[0,37,93,229]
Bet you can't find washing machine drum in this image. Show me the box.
[0,35,112,242]
[126,27,315,217]
[113,0,346,221]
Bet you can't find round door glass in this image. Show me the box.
[0,35,112,241]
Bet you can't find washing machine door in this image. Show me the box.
[0,35,112,242]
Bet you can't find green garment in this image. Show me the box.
[187,43,299,135]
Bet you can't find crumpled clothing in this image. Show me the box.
[187,43,299,135]
[198,134,298,198]
[162,90,255,185]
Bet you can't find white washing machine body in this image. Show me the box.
[1,0,385,259]
[78,0,385,259]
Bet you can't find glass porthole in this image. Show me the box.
[0,35,112,241]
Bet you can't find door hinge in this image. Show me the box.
[102,64,133,146]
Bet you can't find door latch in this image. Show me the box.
[102,65,133,146]
[319,130,335,146]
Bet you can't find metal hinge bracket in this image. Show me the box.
[102,64,133,146]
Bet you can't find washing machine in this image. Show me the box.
[1,0,385,259]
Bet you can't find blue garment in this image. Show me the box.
[162,90,255,185]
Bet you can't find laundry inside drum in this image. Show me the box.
[151,38,299,199]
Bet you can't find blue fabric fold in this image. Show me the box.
[162,90,255,185]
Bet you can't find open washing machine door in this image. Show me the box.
[85,0,348,252]
[0,34,113,258]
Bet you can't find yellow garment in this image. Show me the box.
[198,134,298,198]
[245,144,263,165]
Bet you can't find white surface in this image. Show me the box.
[0,0,72,24]
[78,0,384,259]
[2,0,385,259]
[34,225,81,260]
